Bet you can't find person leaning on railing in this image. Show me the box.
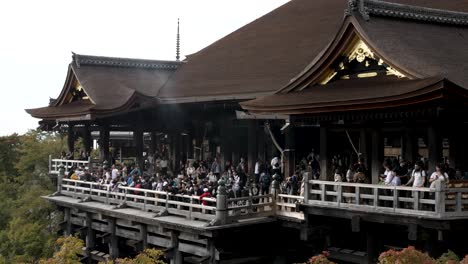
[429,163,449,189]
[406,161,426,188]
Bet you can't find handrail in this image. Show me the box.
[49,157,91,174]
[58,179,306,224]
[305,180,468,219]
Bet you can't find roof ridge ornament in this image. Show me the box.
[345,0,369,21]
[348,0,468,26]
[176,18,181,61]
[70,54,182,70]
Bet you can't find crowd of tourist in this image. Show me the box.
[62,147,467,205]
[63,155,288,202]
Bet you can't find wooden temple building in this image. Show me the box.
[27,0,468,263]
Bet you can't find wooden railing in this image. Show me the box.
[49,156,91,174]
[61,179,217,221]
[59,179,304,224]
[305,180,468,219]
[226,194,275,221]
[276,194,304,220]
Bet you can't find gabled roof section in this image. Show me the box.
[241,0,468,115]
[26,53,182,120]
[275,0,468,94]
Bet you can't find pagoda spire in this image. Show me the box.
[176,18,180,61]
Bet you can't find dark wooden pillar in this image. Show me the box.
[247,120,258,177]
[99,125,110,164]
[170,231,182,264]
[427,125,442,173]
[83,125,92,157]
[140,224,148,250]
[366,226,376,264]
[232,128,240,166]
[149,132,157,156]
[221,119,232,171]
[85,213,95,251]
[186,132,193,160]
[402,127,418,163]
[134,129,144,170]
[177,133,184,168]
[370,128,384,184]
[169,134,175,170]
[359,129,371,170]
[64,207,72,236]
[319,126,330,181]
[257,123,266,162]
[194,123,202,161]
[108,217,119,259]
[284,124,296,179]
[67,124,75,159]
[449,127,463,171]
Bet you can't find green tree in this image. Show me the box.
[39,236,84,264]
[0,131,67,263]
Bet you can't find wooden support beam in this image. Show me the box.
[141,224,148,250]
[134,129,144,170]
[220,119,232,171]
[99,125,110,164]
[108,217,119,259]
[67,124,75,159]
[170,231,182,264]
[85,213,95,250]
[402,127,418,163]
[351,215,360,232]
[83,125,92,156]
[64,207,72,236]
[284,124,296,179]
[366,227,375,264]
[319,126,329,181]
[408,224,418,241]
[247,120,258,177]
[427,125,442,173]
[370,128,384,184]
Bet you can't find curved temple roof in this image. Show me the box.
[26,54,181,120]
[241,0,468,115]
[26,0,468,121]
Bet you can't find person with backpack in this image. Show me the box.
[259,171,271,195]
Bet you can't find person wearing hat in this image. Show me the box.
[199,188,211,206]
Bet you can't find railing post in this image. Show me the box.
[106,185,110,205]
[188,197,193,220]
[270,173,281,215]
[456,192,462,214]
[393,187,398,211]
[144,191,147,211]
[435,180,445,216]
[57,164,65,193]
[73,181,77,199]
[49,155,52,174]
[373,186,379,208]
[337,182,342,206]
[355,186,360,205]
[303,172,310,203]
[413,189,419,211]
[87,156,91,171]
[208,179,229,226]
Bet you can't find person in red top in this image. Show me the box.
[199,188,212,206]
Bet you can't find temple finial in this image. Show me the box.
[176,18,180,61]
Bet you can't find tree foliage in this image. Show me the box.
[39,236,84,264]
[101,248,166,264]
[0,130,66,263]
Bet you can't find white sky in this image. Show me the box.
[0,0,290,136]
